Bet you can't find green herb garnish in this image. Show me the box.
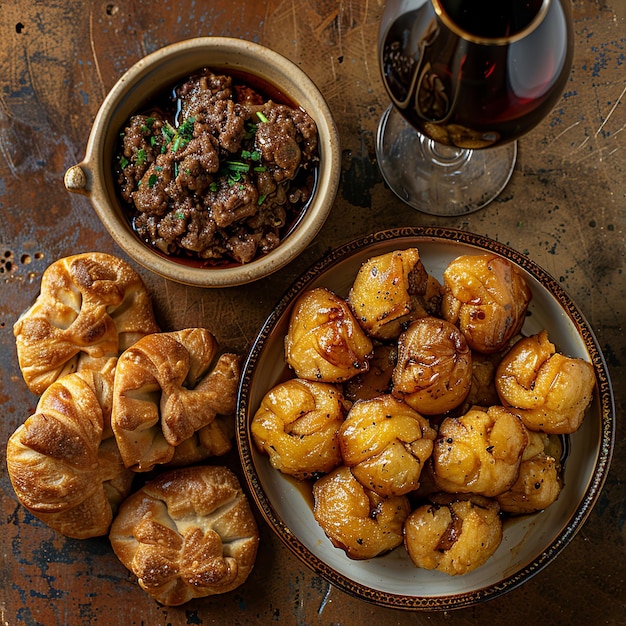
[256,111,269,123]
[136,148,146,167]
[225,161,250,172]
[148,174,158,188]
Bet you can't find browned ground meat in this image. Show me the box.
[115,68,319,265]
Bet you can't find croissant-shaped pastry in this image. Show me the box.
[111,328,240,472]
[109,465,259,606]
[14,252,160,395]
[339,394,436,497]
[404,493,502,575]
[347,248,442,340]
[312,465,411,560]
[441,253,531,354]
[251,378,348,480]
[495,330,595,434]
[392,317,472,415]
[6,370,134,539]
[285,287,373,383]
[431,405,528,497]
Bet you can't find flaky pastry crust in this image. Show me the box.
[13,252,159,395]
[111,328,240,472]
[109,465,259,606]
[6,369,134,538]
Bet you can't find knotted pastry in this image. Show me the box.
[404,493,502,575]
[251,378,348,480]
[392,317,472,415]
[496,430,562,514]
[109,465,259,606]
[111,328,240,472]
[14,252,160,395]
[495,330,595,434]
[312,465,410,560]
[285,287,373,383]
[431,405,528,497]
[339,394,436,497]
[6,369,134,539]
[347,248,442,341]
[441,253,531,354]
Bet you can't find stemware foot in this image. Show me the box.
[376,106,517,217]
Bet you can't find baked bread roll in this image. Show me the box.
[6,369,134,539]
[312,465,410,560]
[431,405,528,497]
[14,252,160,395]
[111,328,240,472]
[109,465,259,606]
[251,378,348,480]
[285,287,373,383]
[347,248,442,341]
[495,330,595,434]
[339,394,436,497]
[392,316,472,415]
[404,493,503,575]
[442,253,531,354]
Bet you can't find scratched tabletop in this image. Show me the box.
[1,1,625,625]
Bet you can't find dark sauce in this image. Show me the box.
[114,67,320,268]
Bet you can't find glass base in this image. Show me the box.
[376,105,517,217]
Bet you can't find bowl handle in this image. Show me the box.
[64,163,91,196]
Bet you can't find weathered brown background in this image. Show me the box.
[1,1,624,624]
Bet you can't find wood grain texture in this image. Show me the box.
[1,1,624,624]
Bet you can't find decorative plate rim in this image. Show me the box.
[236,226,615,610]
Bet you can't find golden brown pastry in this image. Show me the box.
[251,378,348,480]
[347,248,442,340]
[13,252,159,395]
[111,328,240,472]
[284,287,373,383]
[494,429,562,514]
[404,493,502,575]
[431,405,528,497]
[392,317,472,415]
[312,465,410,560]
[109,465,259,606]
[6,369,134,539]
[495,330,595,434]
[339,394,436,497]
[441,253,531,354]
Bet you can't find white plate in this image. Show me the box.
[236,227,614,610]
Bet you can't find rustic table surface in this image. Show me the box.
[1,1,624,624]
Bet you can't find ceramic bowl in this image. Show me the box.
[236,226,614,610]
[64,37,340,287]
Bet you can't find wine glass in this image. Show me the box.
[376,0,574,216]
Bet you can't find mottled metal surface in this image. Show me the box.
[0,1,624,624]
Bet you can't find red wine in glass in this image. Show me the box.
[376,0,574,215]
